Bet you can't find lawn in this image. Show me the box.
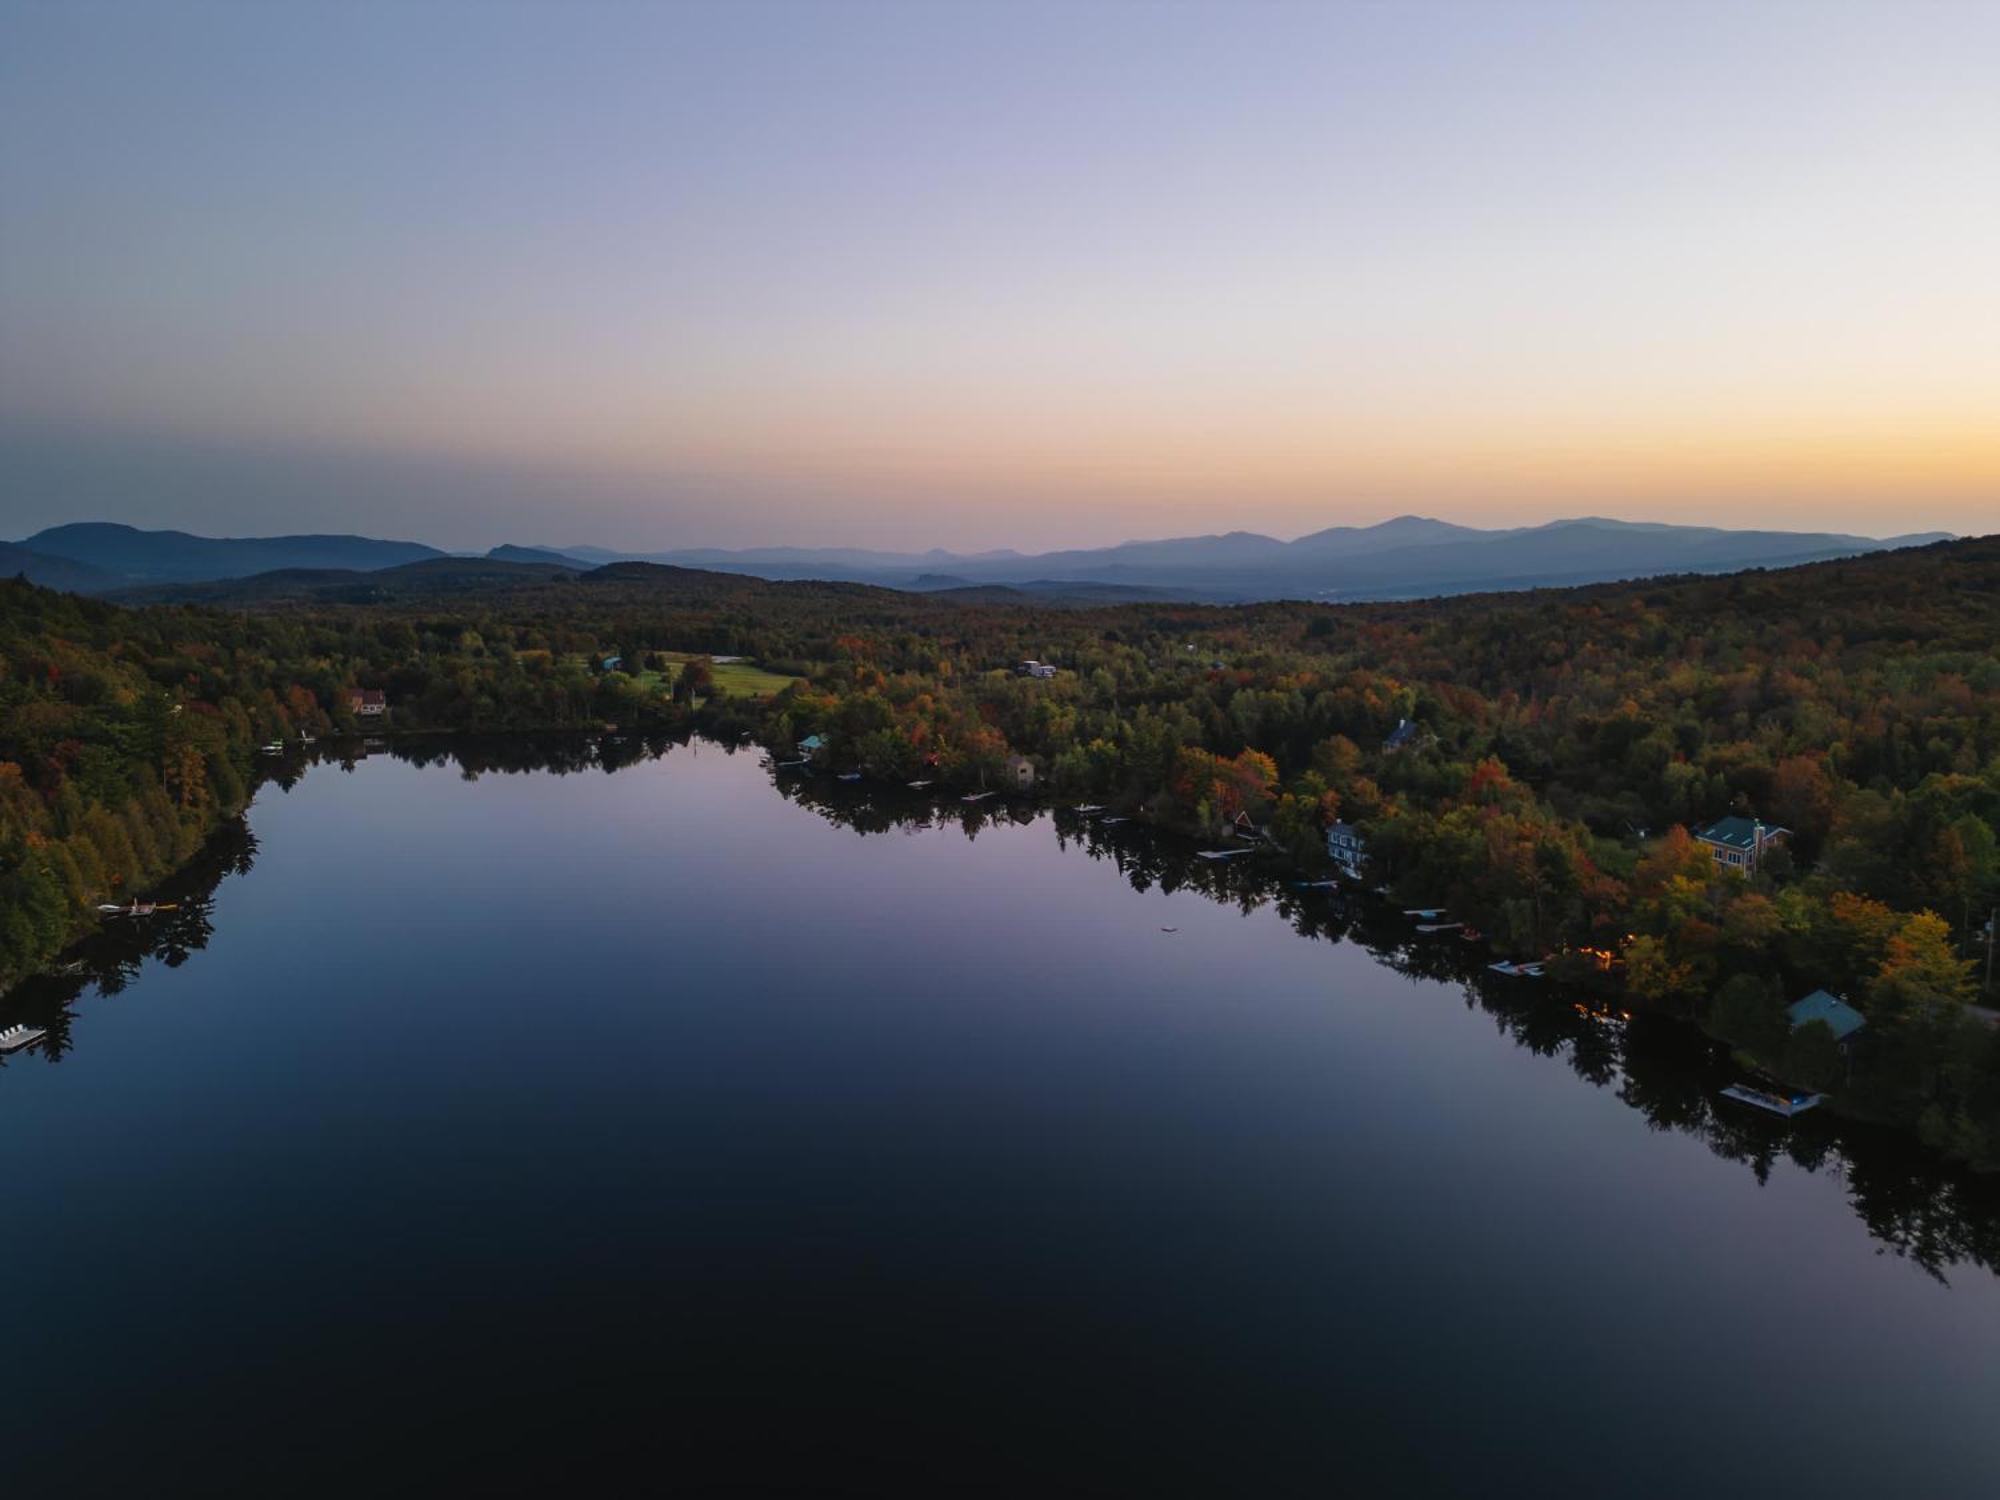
[646,653,802,699]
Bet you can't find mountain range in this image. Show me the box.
[3,516,1959,603]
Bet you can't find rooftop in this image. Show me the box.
[1788,989,1867,1042]
[1695,815,1786,850]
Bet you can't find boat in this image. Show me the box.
[1402,908,1447,920]
[97,901,175,918]
[907,779,934,789]
[1720,1084,1823,1118]
[1487,960,1547,978]
[961,791,995,804]
[1414,921,1463,934]
[1072,804,1105,814]
[0,1024,48,1054]
[261,742,284,754]
[836,772,863,782]
[1100,816,1128,826]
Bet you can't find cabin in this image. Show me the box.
[1787,989,1867,1047]
[1382,718,1426,753]
[1326,821,1367,870]
[1015,659,1058,679]
[1695,816,1788,872]
[347,689,387,718]
[601,654,623,672]
[797,734,828,759]
[1005,754,1037,791]
[1230,810,1271,843]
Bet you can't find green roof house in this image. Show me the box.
[1694,816,1788,872]
[1788,989,1867,1044]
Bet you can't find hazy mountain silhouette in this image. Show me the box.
[10,515,1955,602]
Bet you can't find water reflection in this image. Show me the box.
[7,732,1997,1283]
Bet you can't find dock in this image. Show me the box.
[0,1024,47,1054]
[1196,848,1251,861]
[1720,1084,1824,1118]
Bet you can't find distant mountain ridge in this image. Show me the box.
[534,515,1955,602]
[7,515,1957,602]
[19,522,445,587]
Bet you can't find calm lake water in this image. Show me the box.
[5,738,1998,1496]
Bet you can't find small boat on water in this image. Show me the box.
[907,779,934,789]
[97,901,175,918]
[836,772,863,782]
[1073,804,1105,814]
[261,742,284,755]
[1100,816,1128,826]
[1403,908,1447,920]
[961,791,995,804]
[0,1024,48,1054]
[1487,960,1547,978]
[1720,1084,1823,1118]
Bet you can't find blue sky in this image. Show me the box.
[3,0,1995,549]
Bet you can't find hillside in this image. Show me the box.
[15,522,446,590]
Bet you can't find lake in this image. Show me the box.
[4,738,1998,1495]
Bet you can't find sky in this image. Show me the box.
[2,0,1996,552]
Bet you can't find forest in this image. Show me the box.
[3,536,1997,1161]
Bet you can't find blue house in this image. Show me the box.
[797,734,827,758]
[1382,718,1425,753]
[1788,989,1866,1045]
[1326,821,1367,873]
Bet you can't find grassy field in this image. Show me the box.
[639,653,801,699]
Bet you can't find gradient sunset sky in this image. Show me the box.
[3,0,1995,551]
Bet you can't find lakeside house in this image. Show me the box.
[797,734,827,759]
[1326,821,1367,872]
[1015,659,1058,679]
[601,654,623,671]
[1788,989,1867,1047]
[1006,754,1037,791]
[347,689,387,719]
[1230,809,1272,844]
[1695,816,1788,872]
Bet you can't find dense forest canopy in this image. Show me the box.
[4,536,1997,1160]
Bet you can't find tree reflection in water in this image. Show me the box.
[4,732,1995,1283]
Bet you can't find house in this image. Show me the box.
[1326,821,1367,872]
[1382,718,1425,753]
[1015,659,1058,679]
[1695,816,1788,872]
[1005,754,1036,791]
[797,734,827,758]
[347,689,387,719]
[601,654,623,672]
[1787,989,1867,1046]
[1230,809,1270,843]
